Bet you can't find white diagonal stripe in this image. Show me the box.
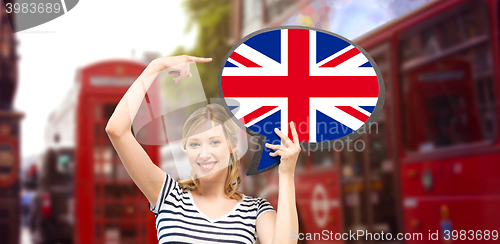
[227,58,244,68]
[311,97,378,106]
[316,45,355,67]
[353,106,372,116]
[234,44,281,68]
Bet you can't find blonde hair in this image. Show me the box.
[178,103,243,201]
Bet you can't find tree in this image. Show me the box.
[172,0,233,99]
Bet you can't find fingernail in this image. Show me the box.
[291,121,294,126]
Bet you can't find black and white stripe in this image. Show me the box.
[149,173,276,243]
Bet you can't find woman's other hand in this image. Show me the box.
[150,55,212,83]
[266,121,301,176]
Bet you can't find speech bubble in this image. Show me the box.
[218,26,385,175]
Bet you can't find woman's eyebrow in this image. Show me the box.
[209,136,224,140]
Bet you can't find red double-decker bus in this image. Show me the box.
[259,0,500,243]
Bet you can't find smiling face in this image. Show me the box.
[186,120,233,179]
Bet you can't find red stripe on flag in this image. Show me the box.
[221,76,379,97]
[229,52,262,67]
[335,106,370,122]
[320,47,360,68]
[239,106,277,124]
[287,29,310,142]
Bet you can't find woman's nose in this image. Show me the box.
[199,145,211,159]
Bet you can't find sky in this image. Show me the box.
[281,0,433,40]
[14,0,197,164]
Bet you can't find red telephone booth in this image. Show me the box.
[75,60,160,244]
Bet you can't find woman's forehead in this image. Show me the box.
[189,121,226,140]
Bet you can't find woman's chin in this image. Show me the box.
[196,167,226,180]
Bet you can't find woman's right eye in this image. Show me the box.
[189,143,200,147]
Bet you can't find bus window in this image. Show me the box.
[462,5,488,38]
[340,139,366,232]
[399,2,497,152]
[400,32,422,62]
[311,150,334,169]
[341,140,364,181]
[421,26,441,55]
[438,16,464,49]
[368,122,388,166]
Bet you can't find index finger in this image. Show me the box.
[290,121,299,146]
[274,127,293,147]
[187,56,212,63]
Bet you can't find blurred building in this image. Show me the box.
[0,0,17,111]
[232,0,437,40]
[0,1,23,244]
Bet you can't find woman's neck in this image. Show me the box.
[195,175,227,199]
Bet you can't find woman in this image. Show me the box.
[105,55,300,243]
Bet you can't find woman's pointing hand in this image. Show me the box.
[151,55,212,83]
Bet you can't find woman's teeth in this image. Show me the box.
[198,161,217,170]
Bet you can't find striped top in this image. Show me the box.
[149,172,276,244]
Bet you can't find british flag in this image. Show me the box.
[221,27,380,172]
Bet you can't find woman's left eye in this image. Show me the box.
[211,141,221,145]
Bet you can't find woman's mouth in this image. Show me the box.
[197,161,218,171]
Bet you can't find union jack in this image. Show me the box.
[220,27,380,172]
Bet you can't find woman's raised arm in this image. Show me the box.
[105,55,212,206]
[257,121,300,244]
